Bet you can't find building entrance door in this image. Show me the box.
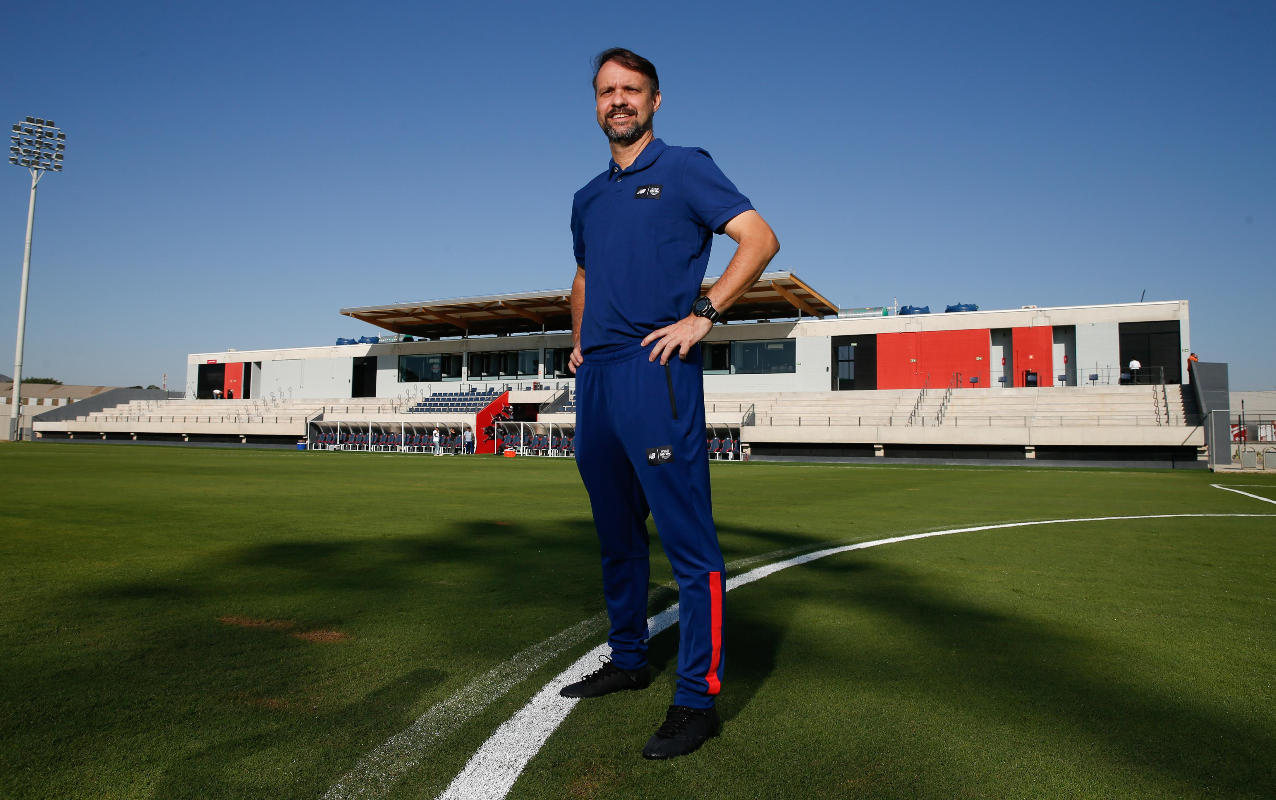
[351,357,377,398]
[835,344,854,390]
[831,335,876,390]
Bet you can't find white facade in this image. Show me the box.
[187,300,1190,401]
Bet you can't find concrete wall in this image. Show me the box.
[701,334,830,394]
[258,357,354,400]
[186,300,1189,400]
[1074,322,1121,385]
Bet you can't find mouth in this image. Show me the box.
[607,111,636,124]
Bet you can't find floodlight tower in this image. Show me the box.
[6,117,65,441]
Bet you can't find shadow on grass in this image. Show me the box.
[778,556,1276,796]
[17,513,1267,798]
[1,517,831,799]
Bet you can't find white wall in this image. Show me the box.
[1074,322,1121,385]
[257,357,354,400]
[702,335,830,393]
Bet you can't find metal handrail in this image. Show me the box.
[906,374,931,426]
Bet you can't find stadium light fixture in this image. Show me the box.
[7,117,66,441]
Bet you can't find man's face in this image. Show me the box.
[594,61,660,145]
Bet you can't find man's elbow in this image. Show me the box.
[755,225,780,261]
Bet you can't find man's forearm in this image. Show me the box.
[570,267,586,348]
[706,212,780,313]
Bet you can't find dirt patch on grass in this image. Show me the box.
[566,761,623,798]
[290,629,350,643]
[217,616,295,630]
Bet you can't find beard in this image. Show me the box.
[602,108,650,144]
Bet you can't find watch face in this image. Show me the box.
[693,297,710,315]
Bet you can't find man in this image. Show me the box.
[463,426,474,454]
[561,48,780,760]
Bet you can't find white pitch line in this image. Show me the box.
[321,612,608,800]
[435,513,1276,800]
[320,545,805,800]
[1211,483,1276,505]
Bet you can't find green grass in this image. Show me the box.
[1,443,1273,799]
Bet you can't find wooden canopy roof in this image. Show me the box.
[340,271,837,338]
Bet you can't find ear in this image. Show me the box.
[652,89,662,113]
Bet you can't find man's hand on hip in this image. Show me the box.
[642,315,713,365]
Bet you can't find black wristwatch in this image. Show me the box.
[692,295,721,323]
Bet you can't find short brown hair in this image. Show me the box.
[592,48,659,93]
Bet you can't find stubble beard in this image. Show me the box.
[602,111,650,145]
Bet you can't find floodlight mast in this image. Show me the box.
[7,117,64,441]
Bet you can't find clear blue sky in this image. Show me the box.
[1,1,1272,389]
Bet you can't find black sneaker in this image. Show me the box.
[559,656,652,699]
[642,704,719,760]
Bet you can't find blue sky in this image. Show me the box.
[1,1,1272,388]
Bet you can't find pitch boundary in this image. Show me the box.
[435,512,1276,800]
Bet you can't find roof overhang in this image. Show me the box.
[340,271,837,337]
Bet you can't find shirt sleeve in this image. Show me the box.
[570,196,585,267]
[683,149,754,234]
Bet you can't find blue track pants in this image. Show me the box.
[574,345,725,709]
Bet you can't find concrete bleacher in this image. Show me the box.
[708,385,1196,428]
[33,383,1205,460]
[731,385,1205,456]
[35,398,348,440]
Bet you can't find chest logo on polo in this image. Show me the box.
[634,184,663,199]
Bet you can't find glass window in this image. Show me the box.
[837,345,855,381]
[497,351,518,378]
[544,348,571,378]
[703,342,729,375]
[400,353,462,382]
[517,349,539,377]
[468,350,535,379]
[730,339,796,374]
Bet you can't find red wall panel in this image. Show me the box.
[1011,327,1053,387]
[224,362,244,399]
[919,329,991,388]
[876,333,921,389]
[878,330,991,389]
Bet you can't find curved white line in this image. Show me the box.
[436,513,1276,800]
[320,545,804,800]
[1211,483,1276,505]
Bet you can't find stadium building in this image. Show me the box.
[31,271,1230,468]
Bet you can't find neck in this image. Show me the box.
[609,129,655,169]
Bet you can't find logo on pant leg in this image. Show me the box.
[646,446,673,465]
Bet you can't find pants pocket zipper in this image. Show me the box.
[664,363,679,420]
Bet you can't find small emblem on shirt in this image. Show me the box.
[634,184,662,199]
[646,445,673,465]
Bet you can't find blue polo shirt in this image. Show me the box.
[571,138,753,356]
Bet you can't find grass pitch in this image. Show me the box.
[1,443,1273,799]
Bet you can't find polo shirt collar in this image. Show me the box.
[607,137,668,179]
